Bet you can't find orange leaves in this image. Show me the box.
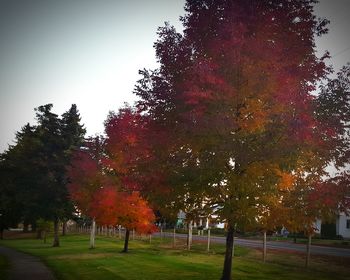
[118,191,157,234]
[238,98,269,133]
[90,187,156,234]
[275,170,295,191]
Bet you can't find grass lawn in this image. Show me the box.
[0,233,349,280]
[0,254,9,279]
[262,236,350,248]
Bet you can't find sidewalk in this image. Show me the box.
[0,246,55,280]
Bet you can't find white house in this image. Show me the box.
[336,212,350,239]
[315,212,350,239]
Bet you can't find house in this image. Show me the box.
[336,212,350,239]
[315,212,350,239]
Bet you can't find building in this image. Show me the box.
[336,212,350,239]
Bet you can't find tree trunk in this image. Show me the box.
[198,218,203,236]
[90,218,96,249]
[52,218,60,247]
[187,220,192,250]
[207,228,211,252]
[0,229,3,240]
[263,231,267,262]
[221,225,235,280]
[43,230,47,243]
[122,229,130,253]
[62,220,67,236]
[305,234,311,267]
[132,229,135,240]
[160,226,163,242]
[118,226,121,239]
[149,234,152,244]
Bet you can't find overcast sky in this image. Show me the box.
[0,0,349,153]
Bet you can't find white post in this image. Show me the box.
[263,231,267,262]
[90,218,96,249]
[173,226,176,248]
[207,228,211,252]
[187,220,193,250]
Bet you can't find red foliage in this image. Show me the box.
[67,149,103,217]
[104,107,150,192]
[118,191,157,234]
[90,186,120,226]
[90,187,157,234]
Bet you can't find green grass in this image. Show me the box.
[0,254,10,279]
[0,234,349,280]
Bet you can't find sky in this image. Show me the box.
[0,0,349,153]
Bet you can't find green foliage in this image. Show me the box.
[36,218,54,232]
[0,103,85,237]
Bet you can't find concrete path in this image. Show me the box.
[0,246,55,280]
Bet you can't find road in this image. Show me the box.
[155,232,350,258]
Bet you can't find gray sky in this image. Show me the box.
[0,0,349,153]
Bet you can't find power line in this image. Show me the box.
[333,46,350,58]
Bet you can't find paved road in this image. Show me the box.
[0,246,55,280]
[156,232,350,258]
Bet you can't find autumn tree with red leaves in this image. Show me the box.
[117,191,156,252]
[104,106,157,252]
[69,131,156,252]
[68,136,105,249]
[134,1,331,279]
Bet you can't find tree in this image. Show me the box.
[68,136,105,249]
[0,123,46,234]
[34,104,85,247]
[104,106,157,252]
[282,64,350,267]
[0,155,22,239]
[60,104,87,234]
[0,104,85,246]
[90,188,156,253]
[118,191,156,252]
[134,1,330,279]
[315,64,350,169]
